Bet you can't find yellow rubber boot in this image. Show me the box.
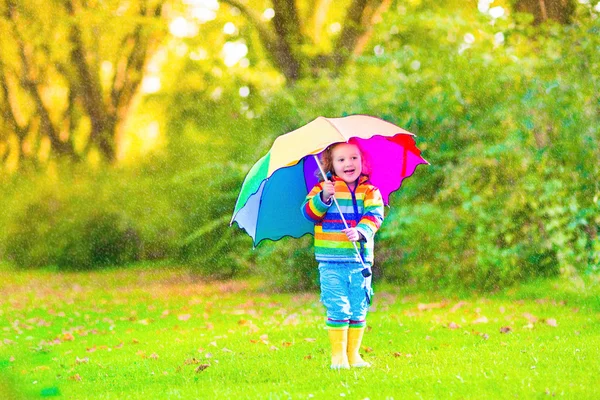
[347,327,370,367]
[328,328,350,369]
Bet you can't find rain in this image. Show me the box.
[0,0,598,398]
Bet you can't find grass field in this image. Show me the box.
[1,265,599,399]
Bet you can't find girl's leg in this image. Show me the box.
[348,265,372,367]
[319,263,351,369]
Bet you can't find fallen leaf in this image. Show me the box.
[447,322,460,329]
[450,301,468,313]
[523,313,538,323]
[362,346,373,353]
[62,333,75,341]
[269,346,279,351]
[184,358,200,365]
[222,347,233,353]
[281,342,293,347]
[178,314,191,321]
[149,353,159,359]
[500,326,512,334]
[472,316,489,324]
[304,355,312,360]
[545,318,558,327]
[304,338,317,342]
[75,357,89,364]
[69,374,82,381]
[418,301,447,311]
[195,364,210,372]
[283,314,300,325]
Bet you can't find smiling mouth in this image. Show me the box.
[344,169,356,175]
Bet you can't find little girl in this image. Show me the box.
[301,140,385,369]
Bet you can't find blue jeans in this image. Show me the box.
[319,262,373,328]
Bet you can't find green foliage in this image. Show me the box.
[1,1,599,290]
[256,236,319,292]
[0,165,175,270]
[243,3,600,290]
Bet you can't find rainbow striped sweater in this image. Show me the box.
[301,175,384,263]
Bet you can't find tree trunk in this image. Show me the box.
[514,0,576,24]
[1,0,165,169]
[221,0,389,83]
[271,0,304,81]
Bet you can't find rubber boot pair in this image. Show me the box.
[328,327,370,369]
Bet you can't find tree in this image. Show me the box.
[0,0,166,169]
[513,0,576,24]
[219,0,392,83]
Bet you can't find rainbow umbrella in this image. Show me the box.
[231,115,428,246]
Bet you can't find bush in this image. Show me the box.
[3,192,143,270]
[255,236,319,292]
[57,212,141,269]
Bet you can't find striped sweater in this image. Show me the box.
[301,175,385,263]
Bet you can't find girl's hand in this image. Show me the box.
[321,181,335,203]
[342,228,361,242]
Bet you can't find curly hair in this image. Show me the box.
[318,140,370,181]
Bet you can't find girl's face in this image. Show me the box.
[331,143,362,184]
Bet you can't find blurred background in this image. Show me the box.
[0,0,598,292]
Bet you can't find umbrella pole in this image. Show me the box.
[312,155,372,278]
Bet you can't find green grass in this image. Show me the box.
[1,266,599,399]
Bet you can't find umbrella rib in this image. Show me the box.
[320,117,349,142]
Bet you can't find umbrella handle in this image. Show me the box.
[312,155,372,278]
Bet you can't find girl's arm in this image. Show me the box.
[301,182,332,223]
[355,186,385,241]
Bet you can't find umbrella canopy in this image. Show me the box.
[231,115,428,246]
